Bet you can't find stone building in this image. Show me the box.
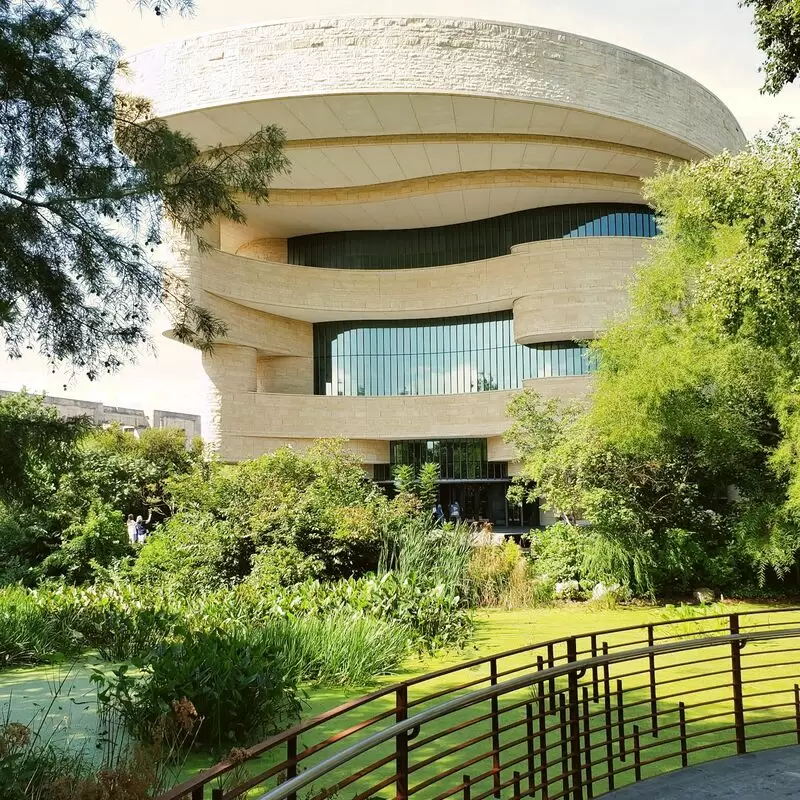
[0,390,201,442]
[129,16,744,525]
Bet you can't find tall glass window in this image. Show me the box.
[390,439,489,480]
[313,312,594,396]
[289,203,657,269]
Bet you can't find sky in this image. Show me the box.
[1,0,797,419]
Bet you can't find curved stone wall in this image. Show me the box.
[214,377,591,462]
[130,16,745,157]
[199,237,648,323]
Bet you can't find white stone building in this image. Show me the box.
[129,16,744,525]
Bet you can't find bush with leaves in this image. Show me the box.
[41,500,131,584]
[140,440,396,587]
[55,426,202,528]
[0,586,81,667]
[95,627,302,752]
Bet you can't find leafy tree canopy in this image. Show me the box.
[742,0,800,93]
[507,123,800,593]
[0,390,89,506]
[0,0,288,376]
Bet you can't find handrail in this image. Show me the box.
[157,606,800,800]
[253,626,800,800]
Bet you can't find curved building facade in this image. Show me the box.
[131,17,744,524]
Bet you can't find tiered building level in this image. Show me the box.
[131,17,745,525]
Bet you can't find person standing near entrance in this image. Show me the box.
[449,500,461,524]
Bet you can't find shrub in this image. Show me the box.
[41,501,131,584]
[148,440,390,586]
[98,627,302,752]
[528,522,586,584]
[0,504,57,586]
[0,586,80,667]
[131,511,252,590]
[34,583,182,662]
[248,545,324,589]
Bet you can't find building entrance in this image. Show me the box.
[437,482,539,529]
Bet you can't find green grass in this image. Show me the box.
[2,602,798,798]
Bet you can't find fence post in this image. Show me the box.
[678,702,688,768]
[490,657,502,798]
[286,734,298,800]
[537,675,549,800]
[602,643,614,793]
[581,687,593,799]
[795,685,800,745]
[729,614,747,755]
[566,638,584,800]
[525,702,535,797]
[191,788,204,800]
[396,684,409,800]
[647,625,658,736]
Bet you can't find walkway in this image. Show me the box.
[606,747,800,799]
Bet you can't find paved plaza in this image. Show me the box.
[606,747,800,799]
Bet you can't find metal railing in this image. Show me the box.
[159,608,800,800]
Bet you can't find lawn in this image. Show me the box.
[2,602,798,798]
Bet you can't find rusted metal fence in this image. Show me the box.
[158,608,800,800]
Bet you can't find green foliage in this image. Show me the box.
[392,463,416,495]
[0,402,201,584]
[741,0,800,94]
[275,612,409,686]
[0,505,54,586]
[96,628,301,753]
[528,522,587,584]
[41,500,130,584]
[57,425,201,525]
[0,586,80,667]
[0,0,288,372]
[33,582,181,662]
[143,440,390,586]
[381,517,473,596]
[417,462,440,510]
[131,511,253,590]
[507,125,800,596]
[0,392,88,507]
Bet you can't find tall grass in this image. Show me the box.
[381,517,473,595]
[278,613,409,686]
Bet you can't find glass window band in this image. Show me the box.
[313,311,595,397]
[289,203,657,270]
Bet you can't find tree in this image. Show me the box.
[0,0,288,376]
[506,124,800,593]
[0,391,88,506]
[54,424,203,525]
[742,0,800,93]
